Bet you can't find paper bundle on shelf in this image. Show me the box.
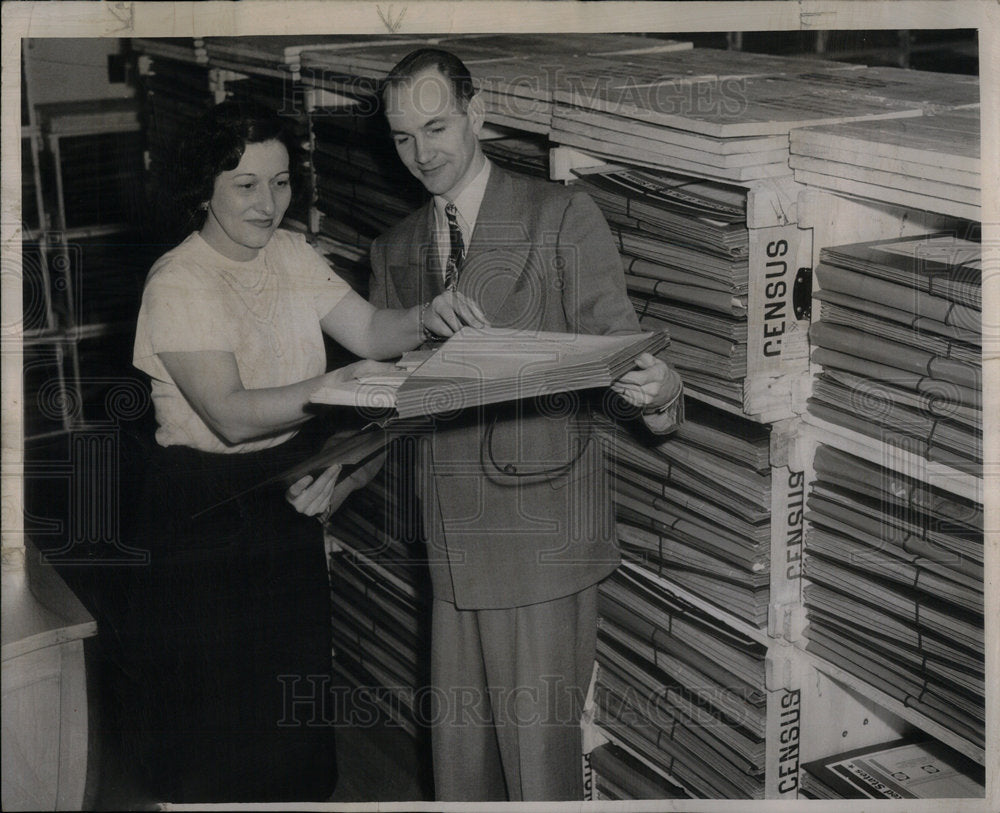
[808,234,982,476]
[594,566,768,798]
[438,33,694,58]
[299,34,691,135]
[204,35,366,79]
[790,106,980,221]
[454,35,690,133]
[570,164,754,409]
[803,443,984,749]
[588,741,690,800]
[788,65,980,112]
[307,96,427,248]
[549,54,941,183]
[480,134,550,178]
[595,398,772,627]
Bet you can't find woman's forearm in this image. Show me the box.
[320,291,421,360]
[363,304,423,357]
[321,289,488,360]
[207,375,328,443]
[158,350,382,446]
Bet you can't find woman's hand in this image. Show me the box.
[286,462,342,517]
[421,291,489,339]
[285,451,387,522]
[330,451,386,510]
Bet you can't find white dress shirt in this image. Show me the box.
[433,159,492,280]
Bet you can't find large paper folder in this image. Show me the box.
[311,326,670,419]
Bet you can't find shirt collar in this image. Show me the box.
[435,158,492,239]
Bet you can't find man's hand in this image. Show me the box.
[611,352,681,411]
[422,291,489,338]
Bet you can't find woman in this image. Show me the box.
[123,100,482,803]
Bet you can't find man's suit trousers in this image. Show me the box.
[429,585,597,801]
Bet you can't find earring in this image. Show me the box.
[198,202,208,211]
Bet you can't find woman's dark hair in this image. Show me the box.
[170,100,304,235]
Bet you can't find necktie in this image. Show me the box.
[444,202,465,291]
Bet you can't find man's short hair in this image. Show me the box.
[382,48,476,109]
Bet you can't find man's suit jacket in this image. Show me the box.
[370,164,641,610]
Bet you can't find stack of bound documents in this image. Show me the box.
[549,53,937,183]
[790,106,980,220]
[595,398,772,627]
[570,165,751,407]
[204,35,356,79]
[803,444,984,749]
[480,134,550,178]
[299,34,692,134]
[310,100,427,249]
[808,234,982,475]
[589,741,689,800]
[595,566,769,798]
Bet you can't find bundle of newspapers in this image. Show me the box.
[302,42,975,186]
[309,91,427,250]
[588,741,689,801]
[298,33,692,134]
[549,56,966,183]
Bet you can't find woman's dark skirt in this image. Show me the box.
[109,430,338,803]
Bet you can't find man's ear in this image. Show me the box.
[467,92,486,135]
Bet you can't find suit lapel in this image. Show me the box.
[390,202,444,305]
[461,166,533,320]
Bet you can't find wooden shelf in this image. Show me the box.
[800,413,982,503]
[798,647,985,766]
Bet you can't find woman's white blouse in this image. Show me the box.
[134,229,350,453]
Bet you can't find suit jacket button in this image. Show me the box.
[503,463,517,474]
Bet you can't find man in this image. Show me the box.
[369,48,682,802]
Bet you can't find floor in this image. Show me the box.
[87,645,433,809]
